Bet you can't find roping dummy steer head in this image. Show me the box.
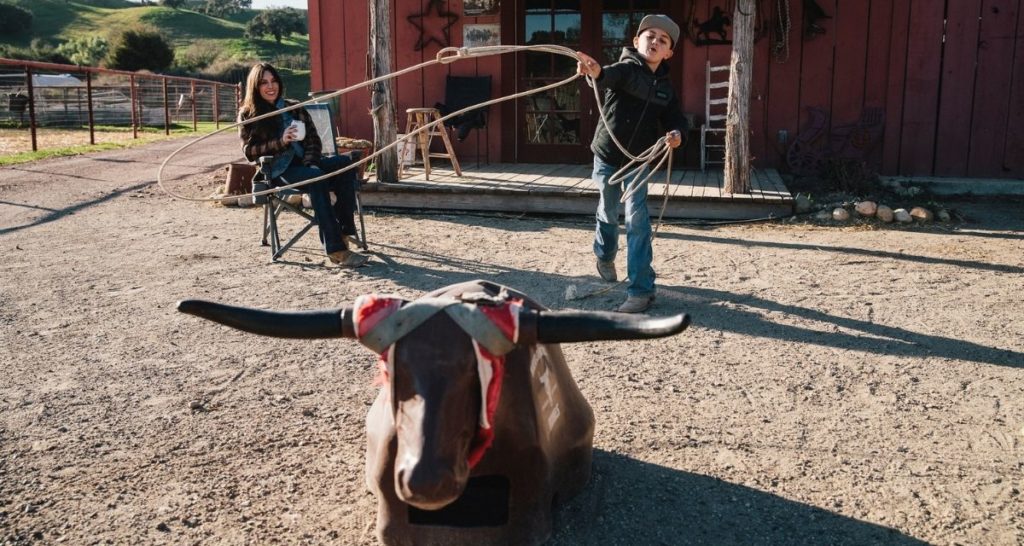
[178,280,690,546]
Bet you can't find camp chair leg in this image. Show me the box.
[355,192,368,251]
[272,222,317,261]
[260,203,271,246]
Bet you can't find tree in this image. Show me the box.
[56,36,110,66]
[198,0,251,18]
[160,0,188,8]
[245,8,306,44]
[0,3,32,36]
[106,28,174,72]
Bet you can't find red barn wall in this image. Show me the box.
[310,0,1024,179]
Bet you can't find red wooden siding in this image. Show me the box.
[310,0,1024,178]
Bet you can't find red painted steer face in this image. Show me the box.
[389,313,480,509]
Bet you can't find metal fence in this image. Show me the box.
[1,58,240,154]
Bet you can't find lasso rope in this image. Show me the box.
[157,43,683,300]
[156,44,674,208]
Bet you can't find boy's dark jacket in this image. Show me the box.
[590,47,688,166]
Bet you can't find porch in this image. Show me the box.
[359,163,794,220]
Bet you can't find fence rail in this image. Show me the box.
[1,58,240,154]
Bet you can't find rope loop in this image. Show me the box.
[156,43,675,221]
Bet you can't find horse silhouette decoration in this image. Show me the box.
[178,280,690,545]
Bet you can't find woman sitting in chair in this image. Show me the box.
[238,62,368,267]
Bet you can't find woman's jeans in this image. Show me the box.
[278,154,358,254]
[592,156,656,298]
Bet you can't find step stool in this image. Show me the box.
[401,107,462,180]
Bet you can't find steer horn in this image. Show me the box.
[177,299,690,344]
[530,310,690,344]
[176,300,357,338]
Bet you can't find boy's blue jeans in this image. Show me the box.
[592,156,656,298]
[278,154,358,254]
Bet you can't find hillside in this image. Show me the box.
[1,0,310,94]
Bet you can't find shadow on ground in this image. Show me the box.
[549,449,924,545]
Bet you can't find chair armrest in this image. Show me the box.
[252,156,274,205]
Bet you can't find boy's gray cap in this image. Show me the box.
[636,14,680,48]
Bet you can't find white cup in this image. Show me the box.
[289,120,306,141]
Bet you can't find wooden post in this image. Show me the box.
[370,0,398,183]
[724,0,754,194]
[25,67,37,152]
[129,74,138,139]
[190,80,197,131]
[213,84,220,129]
[86,71,95,145]
[163,78,170,135]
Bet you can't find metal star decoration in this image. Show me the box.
[407,0,459,51]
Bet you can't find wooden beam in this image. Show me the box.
[724,0,754,194]
[369,0,398,182]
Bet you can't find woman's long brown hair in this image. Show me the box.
[238,62,285,124]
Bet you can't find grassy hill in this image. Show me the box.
[1,0,310,95]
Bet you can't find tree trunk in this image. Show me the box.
[724,0,755,194]
[370,0,398,182]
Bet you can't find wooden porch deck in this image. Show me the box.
[359,163,793,220]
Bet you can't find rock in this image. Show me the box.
[894,208,913,223]
[814,210,832,222]
[564,285,578,301]
[794,193,813,213]
[832,208,851,221]
[910,207,934,222]
[876,205,894,223]
[855,201,877,217]
[936,209,951,222]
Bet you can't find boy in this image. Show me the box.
[577,14,688,313]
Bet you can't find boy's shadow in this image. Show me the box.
[550,450,924,545]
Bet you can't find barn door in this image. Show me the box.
[515,0,668,164]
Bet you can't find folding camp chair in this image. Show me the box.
[253,102,368,262]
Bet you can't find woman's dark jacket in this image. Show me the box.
[239,99,322,167]
[590,47,688,167]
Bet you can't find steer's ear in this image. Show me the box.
[525,309,690,344]
[177,299,356,339]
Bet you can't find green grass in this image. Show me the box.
[0,123,224,167]
[2,0,310,73]
[0,142,131,166]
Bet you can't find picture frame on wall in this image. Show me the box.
[464,0,499,17]
[464,24,500,48]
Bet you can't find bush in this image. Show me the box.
[174,40,222,71]
[106,27,175,72]
[271,53,309,71]
[0,3,32,36]
[199,57,255,84]
[56,36,110,67]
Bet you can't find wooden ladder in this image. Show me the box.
[701,61,730,171]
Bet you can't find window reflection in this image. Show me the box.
[521,0,581,144]
[599,2,658,65]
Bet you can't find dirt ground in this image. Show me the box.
[1,133,1022,545]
